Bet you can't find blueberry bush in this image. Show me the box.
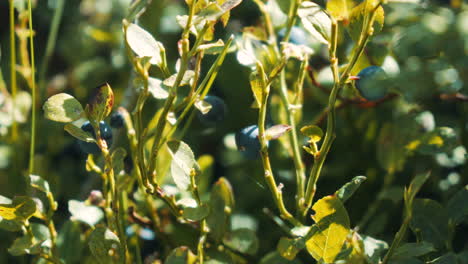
[0,0,467,263]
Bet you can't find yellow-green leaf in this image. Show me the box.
[326,0,357,21]
[306,195,350,263]
[0,196,36,222]
[43,93,84,123]
[348,1,384,42]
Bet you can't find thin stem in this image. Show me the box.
[27,0,36,175]
[263,0,306,220]
[159,36,234,145]
[303,5,382,217]
[38,0,65,101]
[282,0,302,43]
[9,0,18,141]
[257,69,299,226]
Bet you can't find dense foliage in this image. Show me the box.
[0,0,467,263]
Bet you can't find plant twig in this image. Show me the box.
[27,0,37,175]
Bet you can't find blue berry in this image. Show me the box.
[235,125,265,159]
[277,26,308,46]
[355,66,388,101]
[78,121,113,154]
[197,95,227,126]
[110,112,124,129]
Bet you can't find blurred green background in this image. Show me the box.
[0,0,467,263]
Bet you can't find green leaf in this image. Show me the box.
[265,124,292,141]
[298,2,331,44]
[300,125,323,143]
[8,234,35,256]
[335,176,366,202]
[8,223,51,256]
[410,199,449,250]
[111,148,127,175]
[348,0,384,42]
[197,39,226,54]
[197,155,214,194]
[0,196,22,231]
[223,228,259,255]
[43,93,84,123]
[306,195,351,263]
[29,174,50,193]
[180,201,210,221]
[88,227,121,264]
[86,83,114,122]
[277,237,304,260]
[57,221,84,264]
[64,123,95,143]
[404,172,430,210]
[165,246,197,264]
[0,196,36,222]
[392,242,435,259]
[249,62,268,108]
[68,200,104,227]
[377,123,410,173]
[207,177,235,242]
[260,251,302,264]
[447,185,468,225]
[326,0,357,21]
[389,258,424,264]
[126,23,163,65]
[429,253,458,264]
[167,140,200,191]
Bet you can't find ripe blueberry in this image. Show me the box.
[355,66,388,101]
[277,26,308,46]
[110,112,124,129]
[78,121,113,154]
[235,125,265,160]
[197,95,227,126]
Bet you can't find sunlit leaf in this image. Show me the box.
[167,140,200,191]
[0,196,36,222]
[265,124,292,141]
[301,125,324,143]
[306,195,350,263]
[148,77,169,99]
[43,93,84,123]
[68,200,104,227]
[298,2,331,44]
[126,23,163,65]
[348,1,385,42]
[29,174,50,193]
[326,0,357,21]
